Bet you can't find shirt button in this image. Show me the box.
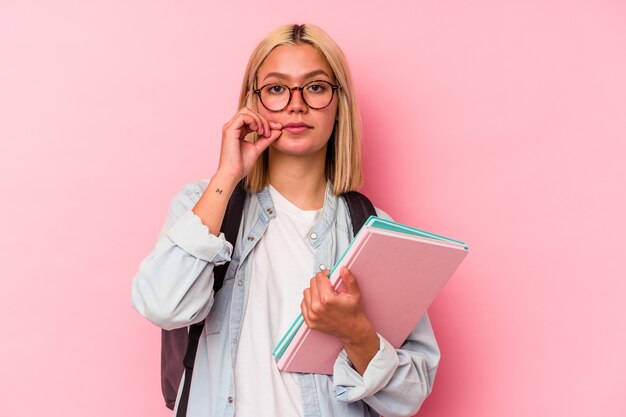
[237,280,243,286]
[310,232,318,240]
[319,264,326,271]
[247,236,255,241]
[266,208,274,215]
[227,396,233,404]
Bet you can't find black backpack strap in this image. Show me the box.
[175,323,203,416]
[341,190,377,233]
[174,180,247,416]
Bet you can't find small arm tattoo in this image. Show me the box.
[215,188,223,194]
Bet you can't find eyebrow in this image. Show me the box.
[262,69,332,82]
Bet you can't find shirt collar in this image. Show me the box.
[256,182,337,247]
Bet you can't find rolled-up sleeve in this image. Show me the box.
[332,313,440,417]
[332,334,399,400]
[167,210,232,264]
[131,183,233,331]
[331,206,441,417]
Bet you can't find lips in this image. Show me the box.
[283,122,312,134]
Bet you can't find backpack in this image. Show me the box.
[161,181,377,414]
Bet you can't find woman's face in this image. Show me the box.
[255,43,339,158]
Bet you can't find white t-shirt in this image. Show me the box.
[234,185,322,417]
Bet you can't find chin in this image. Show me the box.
[271,137,327,157]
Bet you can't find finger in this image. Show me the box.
[251,129,281,154]
[223,115,252,140]
[258,118,282,140]
[303,287,312,309]
[240,108,265,136]
[268,126,283,141]
[237,110,264,138]
[258,114,271,138]
[309,276,320,307]
[314,271,336,304]
[339,266,359,295]
[236,113,259,138]
[242,108,271,137]
[300,298,310,326]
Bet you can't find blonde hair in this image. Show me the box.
[239,24,363,195]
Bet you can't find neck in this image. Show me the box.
[268,148,328,210]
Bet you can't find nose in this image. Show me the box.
[287,87,308,113]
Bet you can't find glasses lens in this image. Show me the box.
[302,81,334,109]
[259,81,335,111]
[260,84,289,111]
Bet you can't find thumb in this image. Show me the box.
[252,128,282,154]
[339,267,359,295]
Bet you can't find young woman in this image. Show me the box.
[132,24,440,417]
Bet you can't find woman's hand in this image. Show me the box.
[217,107,283,182]
[301,267,380,375]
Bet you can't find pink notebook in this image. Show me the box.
[275,220,468,374]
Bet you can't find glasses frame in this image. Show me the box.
[253,80,340,112]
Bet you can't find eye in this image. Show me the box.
[266,84,286,95]
[306,82,328,94]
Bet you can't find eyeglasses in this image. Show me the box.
[253,80,340,112]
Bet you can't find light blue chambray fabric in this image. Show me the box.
[132,180,440,417]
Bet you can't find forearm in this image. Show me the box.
[339,318,379,375]
[192,171,240,236]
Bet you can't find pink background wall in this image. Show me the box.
[1,1,624,416]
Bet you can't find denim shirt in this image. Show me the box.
[132,180,441,417]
